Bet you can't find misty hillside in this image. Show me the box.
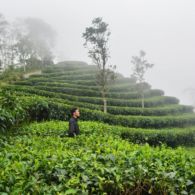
[4,61,195,129]
[1,61,195,194]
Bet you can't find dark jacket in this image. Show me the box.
[68,117,80,137]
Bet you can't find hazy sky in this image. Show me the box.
[1,0,195,105]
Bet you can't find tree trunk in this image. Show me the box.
[102,90,107,113]
[103,98,107,113]
[141,92,145,109]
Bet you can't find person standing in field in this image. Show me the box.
[68,108,80,137]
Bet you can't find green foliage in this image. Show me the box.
[32,85,164,99]
[0,121,194,194]
[26,99,50,121]
[74,121,195,147]
[0,90,26,132]
[13,78,144,92]
[184,147,195,158]
[1,59,195,193]
[83,17,117,113]
[15,91,193,116]
[23,97,69,121]
[21,96,195,129]
[106,104,193,116]
[5,85,179,108]
[119,127,195,147]
[35,68,98,77]
[40,73,96,81]
[0,108,15,132]
[0,66,24,83]
[1,91,195,129]
[1,92,193,147]
[79,121,195,147]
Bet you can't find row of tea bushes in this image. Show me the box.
[19,121,195,148]
[14,79,147,93]
[1,121,194,194]
[6,85,179,107]
[15,95,195,129]
[15,91,193,116]
[34,85,163,99]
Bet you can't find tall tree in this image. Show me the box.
[6,27,18,66]
[131,50,154,109]
[14,17,56,70]
[15,35,34,72]
[24,17,56,65]
[0,15,56,72]
[83,17,116,113]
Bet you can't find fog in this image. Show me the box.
[0,0,194,106]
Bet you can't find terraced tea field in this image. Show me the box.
[0,61,195,194]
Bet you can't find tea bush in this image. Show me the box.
[0,121,194,194]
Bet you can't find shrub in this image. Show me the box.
[34,85,163,99]
[0,90,26,132]
[17,95,195,128]
[119,127,195,147]
[1,121,194,194]
[5,85,179,107]
[0,108,15,132]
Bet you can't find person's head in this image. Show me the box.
[70,107,80,118]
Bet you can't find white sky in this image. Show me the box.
[0,0,195,105]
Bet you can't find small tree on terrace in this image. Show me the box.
[83,17,116,113]
[131,50,154,109]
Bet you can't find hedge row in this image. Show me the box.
[120,127,195,147]
[41,68,98,77]
[14,92,193,116]
[1,92,195,147]
[26,76,137,86]
[106,104,193,116]
[79,121,195,147]
[23,74,139,86]
[14,80,145,93]
[20,120,195,147]
[1,90,195,131]
[16,120,195,148]
[37,68,124,80]
[42,63,94,73]
[15,95,195,128]
[6,85,179,107]
[30,72,96,80]
[83,111,195,128]
[34,85,164,99]
[1,125,194,194]
[53,76,136,85]
[33,86,179,107]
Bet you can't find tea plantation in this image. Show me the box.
[0,61,195,194]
